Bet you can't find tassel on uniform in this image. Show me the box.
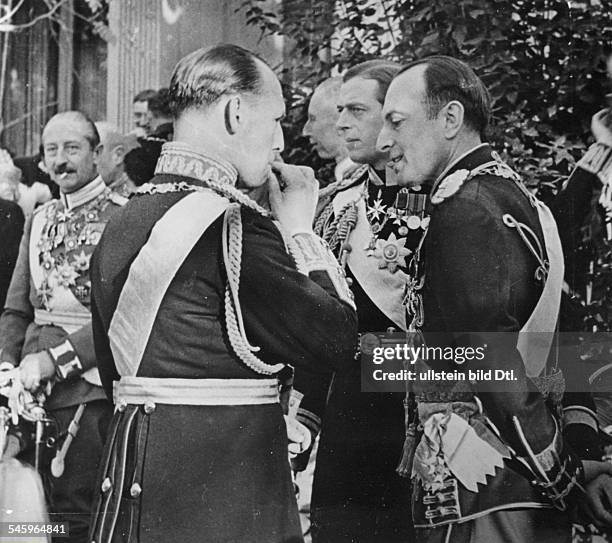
[397,420,418,478]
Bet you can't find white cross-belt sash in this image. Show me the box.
[517,201,564,378]
[333,183,408,331]
[108,190,229,376]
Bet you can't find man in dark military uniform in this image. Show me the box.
[88,44,357,543]
[0,111,125,542]
[308,60,422,542]
[377,56,612,542]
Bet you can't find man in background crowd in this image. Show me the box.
[303,77,356,185]
[147,88,174,141]
[95,121,138,198]
[296,75,356,542]
[124,89,174,186]
[132,88,157,137]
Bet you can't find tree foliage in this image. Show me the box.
[242,0,612,191]
[242,0,612,334]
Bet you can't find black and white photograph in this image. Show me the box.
[1,0,612,542]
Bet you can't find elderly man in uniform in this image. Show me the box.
[377,55,612,542]
[308,60,420,542]
[0,111,126,542]
[303,77,356,184]
[88,44,357,543]
[296,75,357,541]
[95,121,137,198]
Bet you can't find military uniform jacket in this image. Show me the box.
[0,176,126,410]
[308,166,428,540]
[88,144,357,543]
[412,144,593,529]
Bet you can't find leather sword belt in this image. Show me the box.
[34,309,90,333]
[113,376,280,407]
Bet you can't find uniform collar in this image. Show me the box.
[155,141,238,187]
[60,175,106,210]
[432,143,491,195]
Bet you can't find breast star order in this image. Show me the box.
[370,232,412,273]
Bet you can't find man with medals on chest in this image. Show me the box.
[377,55,612,542]
[309,60,425,542]
[88,44,357,543]
[0,111,124,542]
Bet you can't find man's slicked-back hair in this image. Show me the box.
[44,110,100,149]
[133,89,156,104]
[343,60,401,104]
[168,43,268,117]
[399,56,491,138]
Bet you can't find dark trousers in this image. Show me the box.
[48,399,112,543]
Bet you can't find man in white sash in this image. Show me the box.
[309,60,426,542]
[0,111,125,542]
[377,56,612,542]
[88,44,357,543]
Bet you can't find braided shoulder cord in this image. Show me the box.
[222,205,285,375]
[502,213,549,283]
[314,202,335,237]
[332,203,359,265]
[318,200,360,257]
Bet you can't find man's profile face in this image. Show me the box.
[234,63,285,188]
[133,100,152,133]
[335,77,386,166]
[378,65,447,186]
[96,141,122,185]
[42,117,98,194]
[303,88,344,161]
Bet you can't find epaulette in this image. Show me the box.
[431,157,522,205]
[109,192,129,206]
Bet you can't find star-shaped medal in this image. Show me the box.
[370,233,412,273]
[366,190,387,222]
[55,261,80,287]
[57,209,74,222]
[72,250,92,272]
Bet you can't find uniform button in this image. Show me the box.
[101,477,112,493]
[130,483,142,498]
[346,277,353,287]
[143,401,156,415]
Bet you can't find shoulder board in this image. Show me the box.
[109,192,129,206]
[432,157,523,206]
[431,169,470,205]
[32,198,58,215]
